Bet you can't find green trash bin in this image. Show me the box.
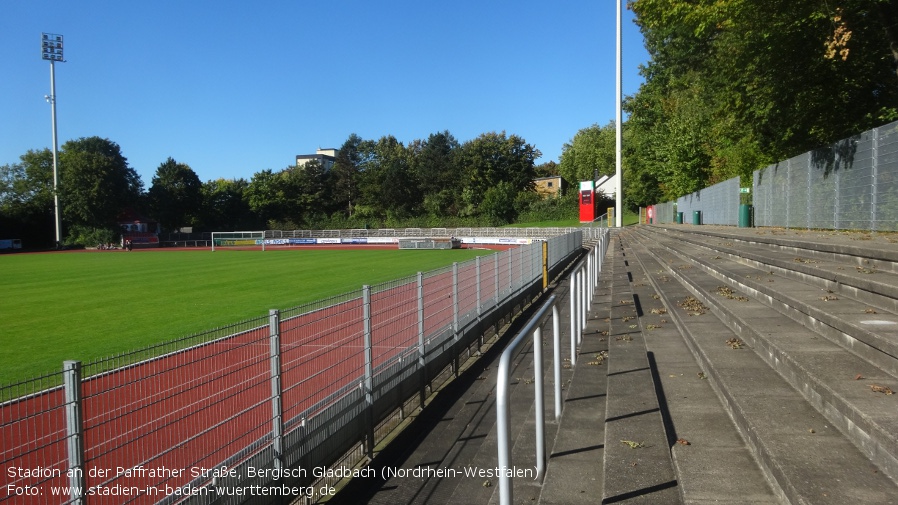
[692,210,702,225]
[738,204,753,228]
[676,212,684,224]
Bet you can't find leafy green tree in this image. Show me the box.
[199,178,252,230]
[0,150,54,220]
[358,135,421,221]
[412,131,462,217]
[59,137,143,230]
[479,181,518,225]
[245,169,286,225]
[289,159,332,224]
[0,153,57,246]
[558,123,617,186]
[534,160,560,178]
[626,0,898,207]
[148,157,202,231]
[331,133,373,217]
[458,132,540,217]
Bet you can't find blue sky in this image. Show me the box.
[2,1,650,187]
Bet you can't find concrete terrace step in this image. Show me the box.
[632,226,898,483]
[623,227,898,503]
[640,226,898,373]
[598,238,680,504]
[613,232,778,504]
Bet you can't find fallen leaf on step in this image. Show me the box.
[870,384,894,395]
[676,439,690,445]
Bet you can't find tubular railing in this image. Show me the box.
[495,294,561,504]
[495,231,609,505]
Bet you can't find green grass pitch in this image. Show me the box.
[0,248,495,385]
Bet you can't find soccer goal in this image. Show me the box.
[211,231,266,251]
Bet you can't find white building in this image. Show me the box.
[296,148,338,170]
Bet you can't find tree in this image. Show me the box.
[199,178,252,231]
[245,169,287,225]
[558,123,617,186]
[288,159,332,224]
[59,137,143,230]
[148,157,202,231]
[0,151,58,247]
[331,133,372,217]
[413,131,462,217]
[358,135,421,221]
[534,160,560,178]
[0,150,54,220]
[625,0,898,207]
[458,132,540,217]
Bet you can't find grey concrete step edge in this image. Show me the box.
[651,225,898,265]
[620,235,785,504]
[635,228,898,376]
[633,238,898,487]
[641,227,898,313]
[622,251,780,505]
[600,240,681,504]
[626,241,796,504]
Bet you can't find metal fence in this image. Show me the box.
[651,120,898,232]
[652,202,676,224]
[165,227,588,249]
[675,177,741,226]
[0,231,585,505]
[754,120,898,231]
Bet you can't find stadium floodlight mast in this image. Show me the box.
[615,1,623,228]
[42,32,64,248]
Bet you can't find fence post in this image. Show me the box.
[807,153,813,230]
[417,272,426,409]
[872,127,879,231]
[452,263,460,377]
[268,309,285,474]
[494,253,500,310]
[786,158,792,228]
[570,269,578,365]
[63,360,86,505]
[581,266,588,330]
[552,304,562,421]
[362,285,375,459]
[533,324,546,481]
[476,257,483,350]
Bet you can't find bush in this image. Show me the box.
[65,225,118,249]
[516,191,579,223]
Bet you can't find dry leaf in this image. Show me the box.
[870,385,894,395]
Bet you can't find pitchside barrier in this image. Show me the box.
[164,227,599,249]
[0,229,604,505]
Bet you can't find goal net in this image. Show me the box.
[211,231,266,251]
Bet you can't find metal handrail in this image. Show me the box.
[495,294,560,505]
[495,232,608,505]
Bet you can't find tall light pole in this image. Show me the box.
[42,32,64,248]
[615,1,623,228]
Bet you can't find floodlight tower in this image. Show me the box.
[615,1,623,228]
[42,32,64,247]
